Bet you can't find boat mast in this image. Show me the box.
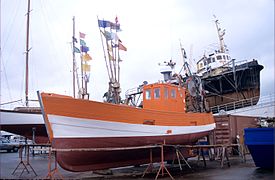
[98,17,122,104]
[25,0,31,107]
[214,16,226,53]
[72,16,76,98]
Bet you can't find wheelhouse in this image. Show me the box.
[197,53,231,74]
[143,83,186,112]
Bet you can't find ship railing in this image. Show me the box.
[207,59,249,75]
[224,59,251,70]
[210,93,275,114]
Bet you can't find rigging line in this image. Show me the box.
[69,42,81,96]
[39,0,60,64]
[2,0,23,52]
[2,10,25,66]
[0,57,13,104]
[0,99,22,106]
[104,30,114,81]
[46,0,72,74]
[98,27,111,82]
[1,6,25,104]
[40,3,59,51]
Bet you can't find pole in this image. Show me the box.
[232,59,238,93]
[97,17,111,82]
[214,17,225,53]
[72,16,76,98]
[104,33,114,82]
[25,0,31,107]
[80,53,84,98]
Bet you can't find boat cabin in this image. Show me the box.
[143,83,186,112]
[197,52,231,74]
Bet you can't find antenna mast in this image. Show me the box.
[214,15,226,53]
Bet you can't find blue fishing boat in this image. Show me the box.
[244,127,274,169]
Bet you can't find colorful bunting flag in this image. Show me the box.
[73,46,81,53]
[84,74,90,82]
[82,64,90,72]
[118,42,127,51]
[79,32,86,39]
[108,53,114,61]
[98,20,111,28]
[110,22,120,31]
[98,19,120,31]
[80,39,86,46]
[103,31,118,41]
[108,44,113,52]
[81,45,89,53]
[103,31,112,40]
[82,53,92,61]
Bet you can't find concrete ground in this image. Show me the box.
[0,150,274,179]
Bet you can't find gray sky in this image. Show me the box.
[1,0,274,108]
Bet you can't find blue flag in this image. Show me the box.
[98,20,111,28]
[98,19,121,31]
[80,39,86,46]
[110,22,120,31]
[81,45,89,53]
[73,46,81,53]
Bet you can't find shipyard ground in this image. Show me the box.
[0,151,274,179]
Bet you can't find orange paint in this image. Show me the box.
[41,86,214,140]
[143,83,186,112]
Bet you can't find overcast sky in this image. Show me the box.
[1,0,274,108]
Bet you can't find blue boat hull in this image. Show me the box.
[244,128,274,169]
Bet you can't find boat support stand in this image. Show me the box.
[46,148,64,179]
[12,145,37,177]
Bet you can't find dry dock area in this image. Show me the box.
[0,150,274,179]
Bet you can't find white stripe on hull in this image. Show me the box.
[0,111,44,125]
[48,114,216,138]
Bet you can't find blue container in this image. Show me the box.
[244,128,274,169]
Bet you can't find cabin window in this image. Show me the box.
[171,89,176,98]
[154,88,160,99]
[203,60,206,66]
[212,57,215,62]
[164,88,169,99]
[145,89,151,100]
[223,55,226,60]
[217,55,222,60]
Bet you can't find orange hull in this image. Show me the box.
[38,89,215,171]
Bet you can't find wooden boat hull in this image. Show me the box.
[52,131,210,172]
[39,92,215,172]
[0,110,48,144]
